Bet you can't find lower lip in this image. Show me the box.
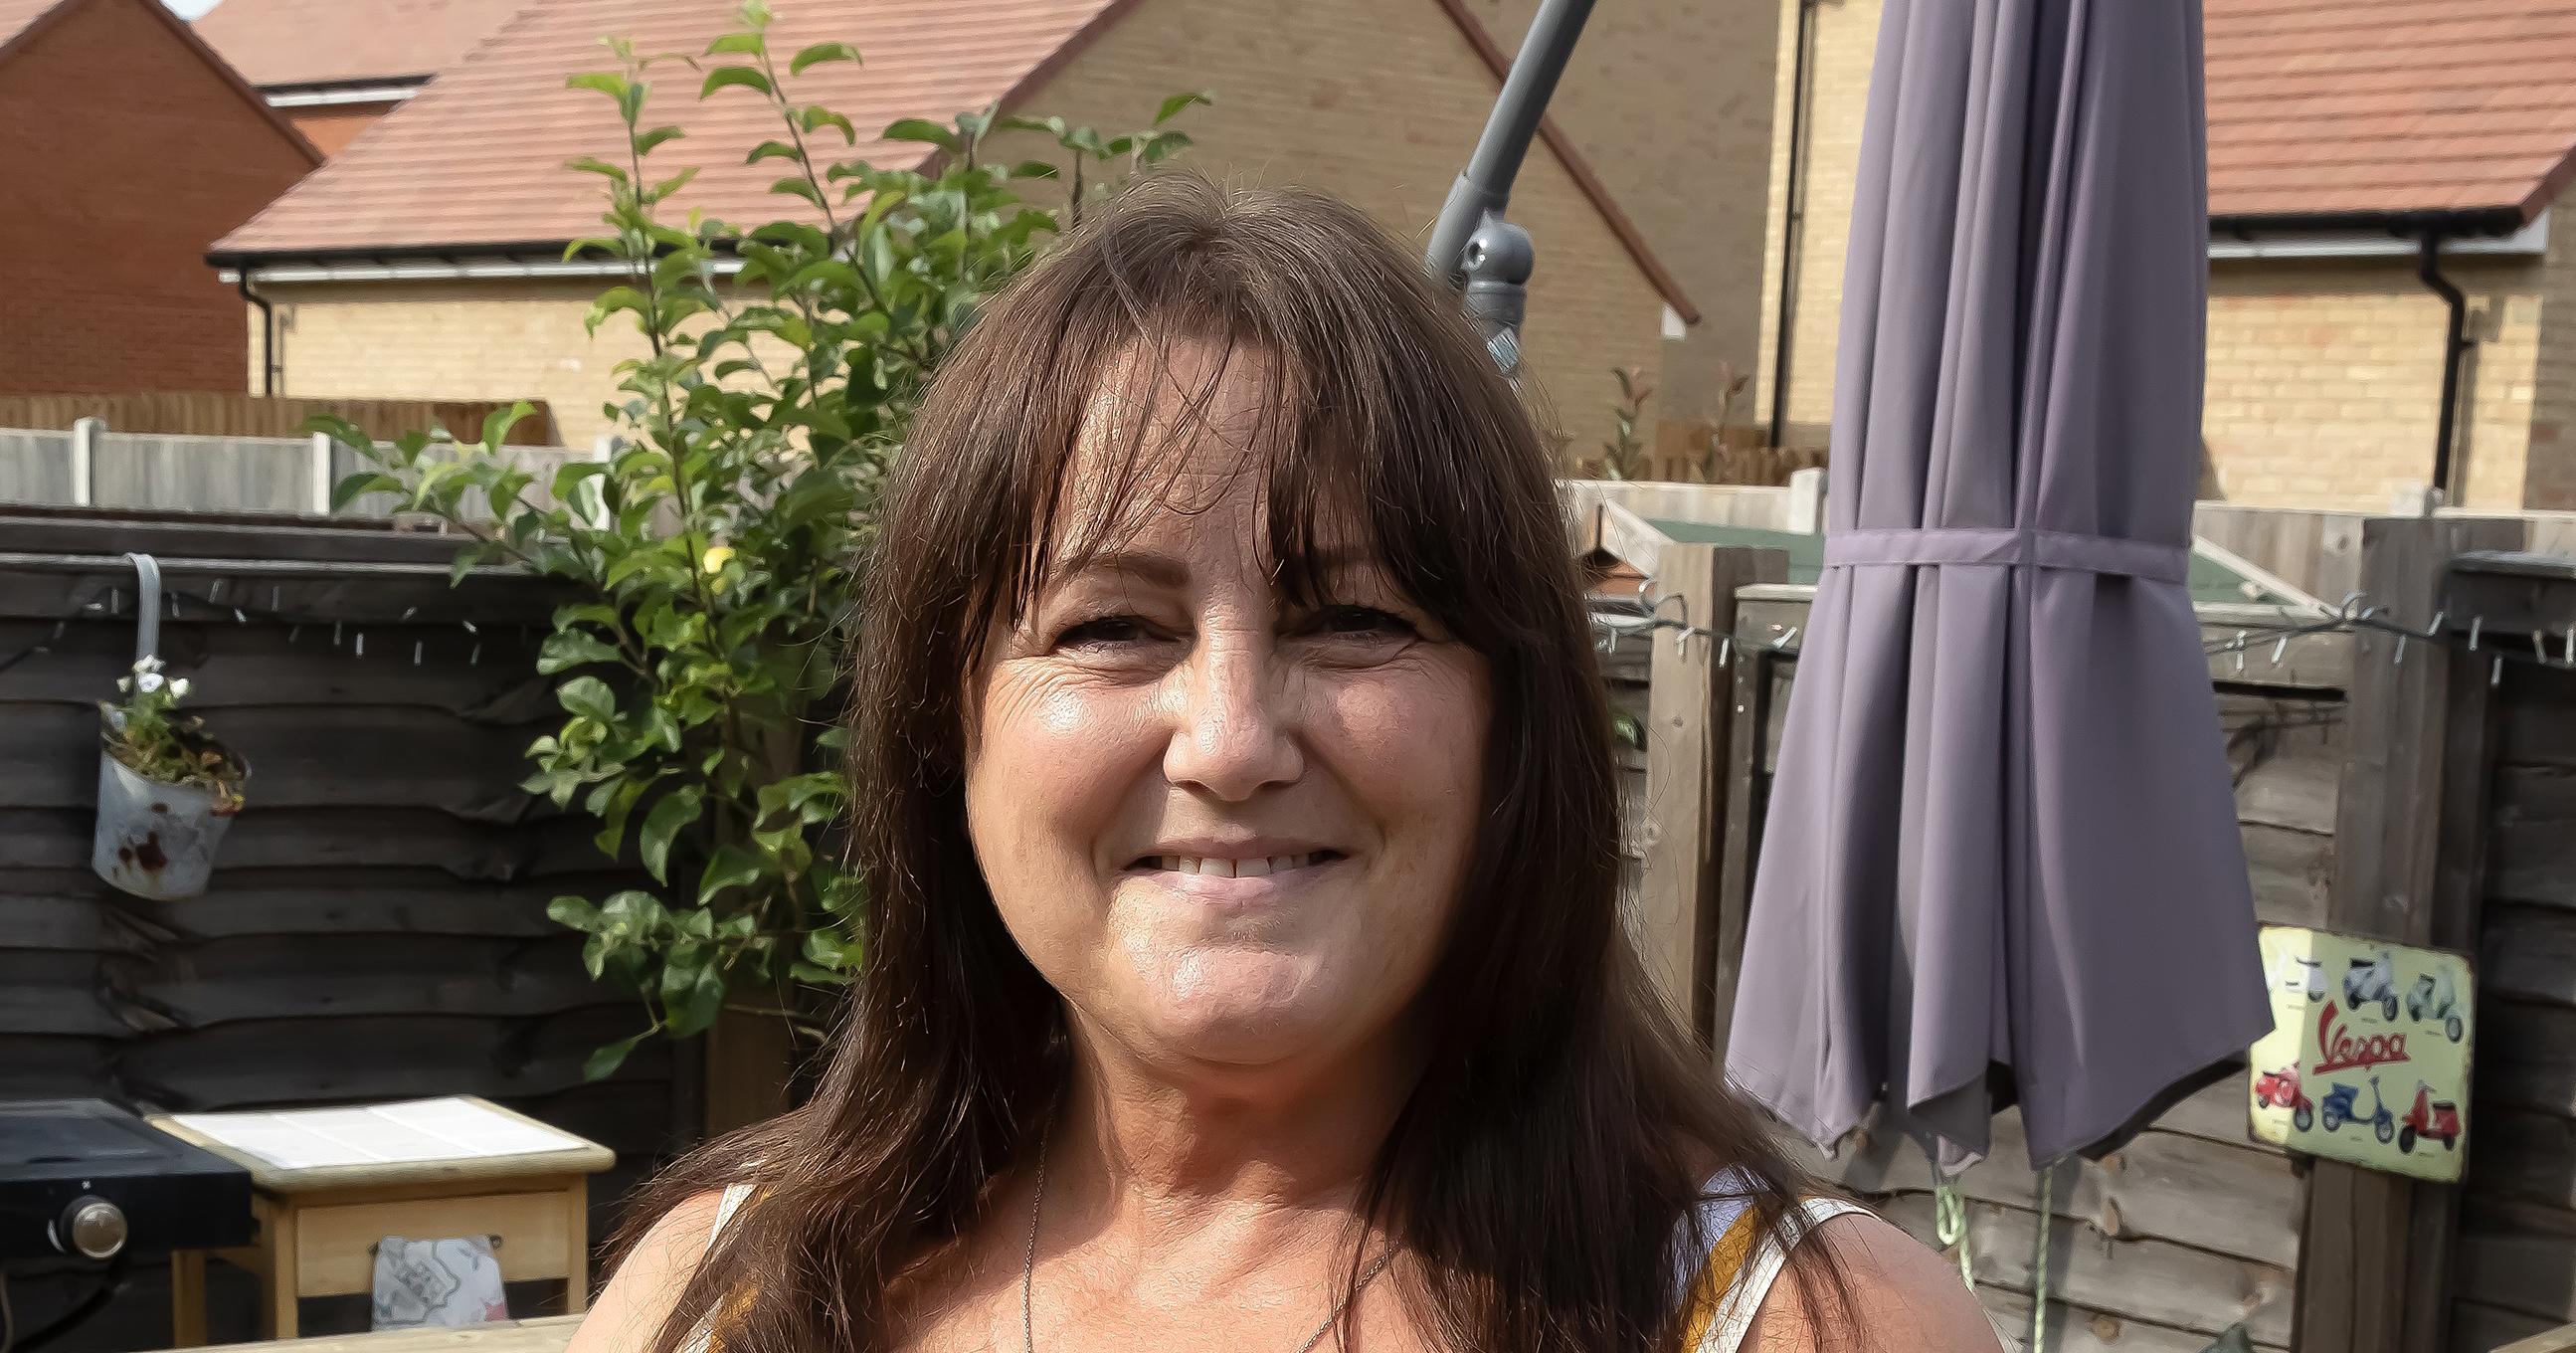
[1121,858,1343,904]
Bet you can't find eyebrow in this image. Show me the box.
[1050,544,1382,592]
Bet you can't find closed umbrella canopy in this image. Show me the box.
[1725,0,2269,1169]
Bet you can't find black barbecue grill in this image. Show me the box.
[0,1099,254,1263]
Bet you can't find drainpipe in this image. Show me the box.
[238,269,278,396]
[1767,0,1818,449]
[2417,229,2472,502]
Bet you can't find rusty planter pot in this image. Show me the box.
[91,746,247,901]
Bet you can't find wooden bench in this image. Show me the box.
[190,1313,581,1352]
[150,1099,613,1345]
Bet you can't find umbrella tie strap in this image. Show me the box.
[1822,526,2189,585]
[2030,1164,2057,1353]
[1932,1177,1973,1291]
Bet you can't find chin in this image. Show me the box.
[1132,948,1352,1068]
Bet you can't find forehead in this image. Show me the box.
[1050,341,1313,563]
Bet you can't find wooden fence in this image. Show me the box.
[0,513,681,1352]
[0,394,559,445]
[1600,508,2576,1352]
[0,426,599,520]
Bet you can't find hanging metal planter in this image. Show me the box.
[92,554,249,900]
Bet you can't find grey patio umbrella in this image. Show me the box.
[1725,0,2269,1170]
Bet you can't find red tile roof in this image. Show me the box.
[2206,0,2576,223]
[0,0,323,162]
[207,0,1697,320]
[193,0,532,89]
[0,0,66,49]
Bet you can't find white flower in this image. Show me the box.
[169,677,191,698]
[116,676,133,692]
[134,656,164,675]
[134,673,165,693]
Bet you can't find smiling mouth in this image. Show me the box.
[1129,852,1343,877]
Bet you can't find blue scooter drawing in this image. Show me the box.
[2320,1075,2397,1144]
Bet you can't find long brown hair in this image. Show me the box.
[617,172,1836,1352]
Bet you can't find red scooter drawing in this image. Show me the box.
[2399,1080,2462,1154]
[2254,1065,2315,1132]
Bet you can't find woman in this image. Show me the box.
[571,174,1997,1353]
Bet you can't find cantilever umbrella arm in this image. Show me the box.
[1424,0,1595,378]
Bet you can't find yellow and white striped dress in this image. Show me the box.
[1674,1177,1872,1353]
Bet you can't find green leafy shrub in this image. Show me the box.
[322,1,1199,1075]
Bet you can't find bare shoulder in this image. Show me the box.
[565,1189,733,1353]
[1744,1211,2002,1353]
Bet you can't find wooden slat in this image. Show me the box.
[1637,545,1788,1037]
[2481,999,2576,1117]
[2300,517,2525,1353]
[0,554,560,626]
[1883,1195,2296,1345]
[94,933,608,1027]
[1979,1289,2288,1353]
[2246,823,2335,928]
[2455,1198,2576,1323]
[0,807,610,878]
[197,1314,583,1352]
[1814,1112,2300,1266]
[2489,764,2576,910]
[2456,1303,2564,1353]
[0,870,623,942]
[113,1009,668,1111]
[0,619,555,717]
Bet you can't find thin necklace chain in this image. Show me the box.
[1019,1129,1396,1353]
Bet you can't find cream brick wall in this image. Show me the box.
[1016,0,1668,460]
[1748,0,2573,509]
[2202,256,2544,510]
[255,280,641,448]
[253,0,1670,466]
[2526,221,2576,507]
[1752,0,1876,450]
[1466,0,1780,423]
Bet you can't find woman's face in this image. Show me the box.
[964,345,1490,1084]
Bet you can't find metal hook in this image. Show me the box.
[2470,616,2483,652]
[2493,655,2505,687]
[1642,589,1690,658]
[1717,637,1733,668]
[1773,625,1800,651]
[2272,634,2290,665]
[469,642,482,666]
[413,640,424,667]
[2233,631,2248,675]
[355,632,365,657]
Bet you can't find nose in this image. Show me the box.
[1163,630,1302,801]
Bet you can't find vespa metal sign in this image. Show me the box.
[2249,925,2473,1182]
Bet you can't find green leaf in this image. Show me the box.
[566,155,630,181]
[799,104,855,143]
[768,175,827,209]
[880,116,957,150]
[704,31,765,56]
[538,630,623,674]
[1155,91,1212,125]
[329,471,400,513]
[479,400,534,450]
[697,845,765,905]
[639,785,703,882]
[636,124,687,156]
[701,65,773,98]
[747,138,802,165]
[566,72,630,101]
[789,41,861,75]
[557,675,617,722]
[583,1032,647,1081]
[547,894,603,929]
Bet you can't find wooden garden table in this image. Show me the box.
[148,1099,612,1346]
[185,1313,581,1352]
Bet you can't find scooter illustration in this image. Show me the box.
[2399,1080,2462,1154]
[2321,1076,2396,1144]
[2275,954,2326,1003]
[2254,1065,2315,1132]
[2407,970,2465,1043]
[2344,950,2399,1020]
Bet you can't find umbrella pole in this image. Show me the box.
[1422,0,1595,377]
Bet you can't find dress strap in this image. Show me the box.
[678,1185,759,1353]
[1691,1197,1872,1353]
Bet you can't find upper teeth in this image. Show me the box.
[1155,854,1322,877]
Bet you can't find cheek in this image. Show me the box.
[964,669,1157,902]
[1315,654,1489,910]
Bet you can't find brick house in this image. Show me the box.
[205,0,1696,454]
[0,0,318,396]
[192,0,528,156]
[1755,0,2576,511]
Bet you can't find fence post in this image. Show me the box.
[2294,514,2525,1353]
[1637,543,1788,1041]
[308,432,334,515]
[69,417,99,508]
[1785,467,1826,534]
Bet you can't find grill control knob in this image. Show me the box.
[62,1195,127,1259]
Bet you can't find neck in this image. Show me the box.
[1047,1015,1421,1225]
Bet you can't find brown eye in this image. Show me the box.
[1312,606,1415,639]
[1056,615,1155,649]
